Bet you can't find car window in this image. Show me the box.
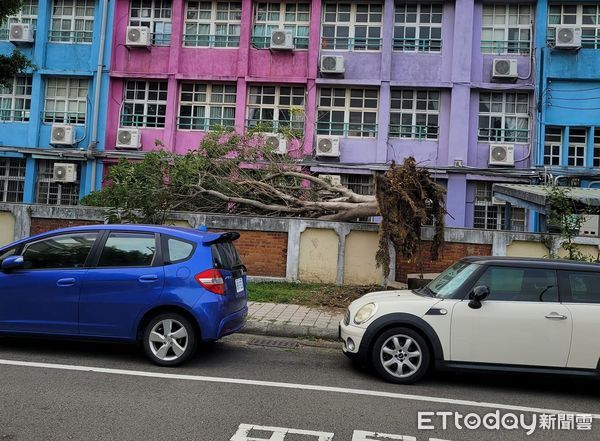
[97,232,156,267]
[474,266,558,302]
[0,247,18,265]
[562,271,600,304]
[21,232,98,270]
[212,241,243,270]
[166,237,194,263]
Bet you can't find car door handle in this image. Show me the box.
[545,313,568,320]
[56,278,76,287]
[138,274,159,283]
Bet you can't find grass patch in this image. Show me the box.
[247,282,391,310]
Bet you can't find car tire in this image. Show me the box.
[371,327,430,384]
[142,313,197,367]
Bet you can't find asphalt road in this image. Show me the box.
[0,333,598,441]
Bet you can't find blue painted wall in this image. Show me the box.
[0,0,114,202]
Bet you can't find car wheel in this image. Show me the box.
[371,327,430,384]
[143,313,197,367]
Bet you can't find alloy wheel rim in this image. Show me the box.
[149,319,189,361]
[380,334,422,378]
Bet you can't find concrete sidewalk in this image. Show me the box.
[241,301,344,340]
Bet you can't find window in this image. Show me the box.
[548,4,600,48]
[562,271,600,303]
[0,158,25,203]
[130,0,172,46]
[474,267,559,302]
[0,0,38,41]
[49,0,95,43]
[247,85,305,132]
[35,160,80,206]
[427,261,481,298]
[393,3,442,52]
[481,4,532,54]
[341,174,374,195]
[478,92,530,143]
[120,80,168,128]
[568,127,586,166]
[178,83,236,130]
[0,76,32,122]
[594,128,600,167]
[98,232,156,267]
[390,89,439,139]
[44,77,89,125]
[183,1,241,47]
[22,232,98,270]
[322,2,383,51]
[317,87,378,137]
[165,237,195,263]
[544,126,562,166]
[473,182,526,231]
[211,241,243,269]
[253,2,310,49]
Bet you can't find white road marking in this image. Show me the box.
[230,424,334,441]
[0,358,598,420]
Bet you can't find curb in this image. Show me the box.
[241,320,340,341]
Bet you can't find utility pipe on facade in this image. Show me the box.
[88,0,109,193]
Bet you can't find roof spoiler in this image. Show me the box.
[201,231,241,246]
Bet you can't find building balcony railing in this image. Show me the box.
[177,116,235,131]
[389,124,438,140]
[246,118,305,135]
[120,113,165,128]
[251,35,309,49]
[182,34,240,48]
[0,29,9,40]
[582,35,600,49]
[48,30,93,44]
[392,37,442,52]
[320,37,382,51]
[478,127,529,143]
[480,39,531,55]
[316,121,378,137]
[43,111,86,125]
[0,109,30,123]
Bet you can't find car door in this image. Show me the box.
[559,270,600,369]
[0,231,98,334]
[79,231,164,339]
[450,265,572,367]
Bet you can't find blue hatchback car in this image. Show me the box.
[0,225,248,366]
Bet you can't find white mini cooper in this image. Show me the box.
[340,257,600,384]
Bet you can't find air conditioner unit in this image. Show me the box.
[492,59,518,79]
[580,215,600,237]
[53,163,77,183]
[488,144,515,166]
[270,29,294,50]
[555,26,582,49]
[264,133,287,154]
[9,23,34,44]
[318,174,342,186]
[116,128,141,149]
[320,55,345,74]
[126,26,151,47]
[316,135,340,157]
[50,124,75,146]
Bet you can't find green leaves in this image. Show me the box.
[0,1,33,88]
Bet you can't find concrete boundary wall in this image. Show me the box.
[2,203,600,285]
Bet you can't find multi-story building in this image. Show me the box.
[0,0,113,205]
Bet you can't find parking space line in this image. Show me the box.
[0,358,598,419]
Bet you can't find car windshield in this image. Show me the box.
[425,261,480,298]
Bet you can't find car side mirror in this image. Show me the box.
[1,255,24,272]
[468,285,490,309]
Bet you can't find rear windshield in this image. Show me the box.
[211,241,243,270]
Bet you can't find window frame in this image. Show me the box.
[161,234,197,265]
[316,86,379,137]
[393,3,443,53]
[252,2,311,49]
[568,127,587,167]
[246,84,306,132]
[120,80,168,128]
[0,0,38,41]
[544,126,563,166]
[20,231,100,271]
[0,158,26,203]
[321,2,383,51]
[129,0,173,46]
[178,82,237,131]
[593,128,600,167]
[92,230,161,269]
[35,160,81,206]
[481,3,533,55]
[43,77,89,125]
[49,0,96,44]
[548,4,600,49]
[183,1,242,47]
[389,88,440,140]
[473,182,526,232]
[0,76,32,123]
[478,91,530,143]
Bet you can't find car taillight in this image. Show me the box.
[194,269,225,295]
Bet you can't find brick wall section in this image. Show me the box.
[30,218,103,236]
[396,242,493,282]
[211,229,288,278]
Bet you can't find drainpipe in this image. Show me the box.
[88,0,109,193]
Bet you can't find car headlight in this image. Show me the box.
[353,303,377,325]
